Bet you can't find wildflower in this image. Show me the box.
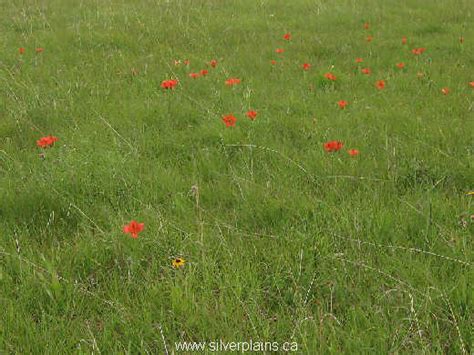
[441,87,449,95]
[402,37,407,45]
[363,22,369,30]
[396,62,405,69]
[35,47,44,53]
[225,78,241,86]
[209,59,217,68]
[246,110,257,120]
[19,47,25,55]
[271,60,277,65]
[123,220,144,239]
[324,72,337,81]
[469,82,474,88]
[324,140,344,152]
[275,48,284,54]
[283,33,291,40]
[338,100,348,109]
[375,80,386,90]
[361,68,371,75]
[200,69,208,76]
[36,135,59,148]
[222,114,237,127]
[411,48,426,55]
[366,35,373,42]
[355,58,363,63]
[161,79,178,89]
[348,149,360,156]
[183,59,190,65]
[189,72,200,79]
[302,63,311,70]
[172,257,186,268]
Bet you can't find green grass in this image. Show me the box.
[0,0,473,353]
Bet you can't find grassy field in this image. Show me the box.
[0,0,473,353]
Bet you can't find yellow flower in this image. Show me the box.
[172,257,186,268]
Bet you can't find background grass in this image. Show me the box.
[0,0,473,353]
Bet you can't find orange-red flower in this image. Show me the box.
[324,72,337,81]
[361,68,371,75]
[271,60,277,65]
[123,220,144,239]
[19,47,25,55]
[189,72,200,79]
[441,87,449,95]
[200,69,208,76]
[283,33,291,40]
[348,149,360,156]
[324,140,344,152]
[275,48,284,54]
[355,58,363,63]
[411,47,426,55]
[183,59,190,65]
[36,135,59,148]
[402,37,407,45]
[209,59,217,68]
[222,114,237,127]
[375,80,386,90]
[35,47,44,53]
[225,78,241,86]
[302,63,311,71]
[161,79,178,89]
[246,110,257,120]
[469,81,474,88]
[338,100,348,109]
[366,35,373,42]
[363,22,369,30]
[396,62,405,69]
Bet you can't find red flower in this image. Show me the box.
[123,220,144,239]
[200,69,208,76]
[302,63,311,71]
[283,33,291,40]
[161,79,179,89]
[348,149,360,156]
[324,140,344,152]
[469,82,474,88]
[275,48,284,54]
[246,110,257,120]
[35,47,44,53]
[225,78,241,86]
[441,87,449,95]
[411,47,426,55]
[355,58,363,63]
[396,62,405,69]
[183,59,190,65]
[36,135,59,148]
[363,22,369,30]
[402,37,407,45]
[375,80,386,90]
[361,68,371,75]
[189,72,200,79]
[19,47,25,55]
[271,60,277,65]
[366,35,373,42]
[209,59,217,68]
[222,114,237,127]
[324,72,337,81]
[338,100,348,109]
